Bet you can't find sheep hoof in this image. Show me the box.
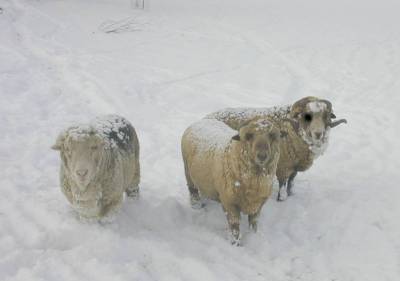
[249,223,258,233]
[126,187,140,199]
[277,190,288,202]
[231,239,242,247]
[230,231,242,246]
[190,197,205,209]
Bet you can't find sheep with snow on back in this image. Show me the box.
[52,115,140,219]
[181,118,281,245]
[206,96,347,201]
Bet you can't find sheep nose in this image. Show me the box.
[76,169,88,177]
[314,132,322,139]
[257,153,267,162]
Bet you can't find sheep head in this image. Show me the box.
[232,118,280,168]
[289,96,347,146]
[52,126,105,193]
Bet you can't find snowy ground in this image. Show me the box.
[1,0,400,280]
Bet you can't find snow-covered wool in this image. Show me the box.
[52,115,140,219]
[206,96,347,201]
[181,118,280,245]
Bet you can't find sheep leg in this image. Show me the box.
[187,179,203,209]
[126,170,140,198]
[286,171,297,196]
[225,206,241,246]
[277,178,288,201]
[183,159,203,209]
[248,211,260,233]
[100,195,123,218]
[189,185,204,209]
[126,161,140,198]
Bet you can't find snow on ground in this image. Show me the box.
[1,0,400,280]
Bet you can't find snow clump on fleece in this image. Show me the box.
[186,119,237,152]
[67,115,132,150]
[307,101,327,113]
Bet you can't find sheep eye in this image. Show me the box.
[245,133,254,141]
[304,113,313,122]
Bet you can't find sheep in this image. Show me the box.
[181,118,281,245]
[52,115,140,219]
[205,96,347,201]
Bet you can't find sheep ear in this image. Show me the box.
[51,143,61,150]
[52,131,66,151]
[330,113,336,119]
[232,134,241,141]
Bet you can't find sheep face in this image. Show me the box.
[53,128,105,192]
[63,134,104,192]
[233,119,280,167]
[290,97,334,147]
[300,102,331,144]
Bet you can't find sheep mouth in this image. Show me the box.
[255,157,270,167]
[313,130,330,144]
[301,130,328,147]
[74,178,91,189]
[256,159,266,165]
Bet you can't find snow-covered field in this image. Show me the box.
[1,0,400,280]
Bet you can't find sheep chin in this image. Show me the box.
[299,128,330,159]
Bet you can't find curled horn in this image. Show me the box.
[320,99,347,126]
[320,99,337,119]
[320,99,333,112]
[329,118,347,128]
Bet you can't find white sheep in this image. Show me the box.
[52,115,140,219]
[206,96,347,201]
[181,118,281,245]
